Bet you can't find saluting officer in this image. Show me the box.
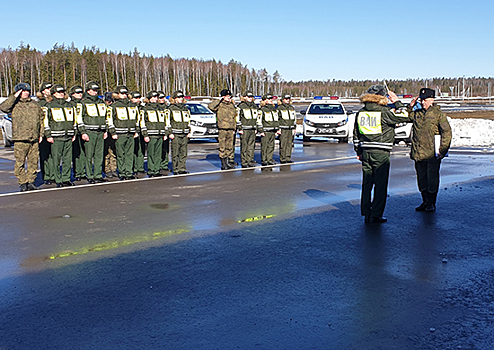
[353,85,409,223]
[44,84,76,187]
[277,93,297,163]
[140,91,167,177]
[257,93,280,166]
[167,90,191,175]
[236,90,259,167]
[69,85,86,181]
[407,88,452,212]
[106,85,139,180]
[75,81,108,184]
[37,82,54,185]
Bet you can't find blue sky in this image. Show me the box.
[4,0,492,82]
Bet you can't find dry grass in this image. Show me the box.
[447,110,494,120]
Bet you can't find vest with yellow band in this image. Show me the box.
[107,98,138,134]
[236,101,259,130]
[167,104,191,134]
[140,103,167,137]
[44,98,76,138]
[355,111,393,150]
[277,103,297,129]
[76,95,107,133]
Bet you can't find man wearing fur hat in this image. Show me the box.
[209,89,237,170]
[75,81,108,184]
[407,88,451,212]
[167,90,191,174]
[257,93,281,166]
[37,82,54,184]
[106,85,139,180]
[236,91,259,167]
[353,84,409,223]
[69,85,86,181]
[44,84,77,187]
[0,83,44,191]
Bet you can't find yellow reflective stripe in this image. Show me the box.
[357,112,382,134]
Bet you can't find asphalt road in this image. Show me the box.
[1,138,494,349]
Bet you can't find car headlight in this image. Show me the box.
[304,119,315,127]
[337,118,348,127]
[190,120,203,127]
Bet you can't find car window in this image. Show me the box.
[308,104,344,114]
[186,104,213,115]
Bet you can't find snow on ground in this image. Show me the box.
[449,118,494,147]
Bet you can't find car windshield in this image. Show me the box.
[308,104,344,114]
[186,104,213,114]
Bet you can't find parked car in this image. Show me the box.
[185,102,218,139]
[301,98,352,143]
[1,112,12,147]
[388,101,413,145]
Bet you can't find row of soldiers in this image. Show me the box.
[1,81,298,191]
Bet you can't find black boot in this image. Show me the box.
[220,158,230,170]
[415,191,428,211]
[227,158,236,169]
[425,192,437,212]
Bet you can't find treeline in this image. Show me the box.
[1,43,493,98]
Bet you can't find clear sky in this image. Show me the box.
[3,0,493,82]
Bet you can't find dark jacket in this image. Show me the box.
[0,94,44,142]
[407,104,452,161]
[353,94,408,153]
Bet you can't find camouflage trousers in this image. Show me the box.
[218,129,235,159]
[104,137,117,173]
[14,141,39,185]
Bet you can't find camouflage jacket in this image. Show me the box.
[0,94,44,142]
[407,104,452,161]
[209,99,236,130]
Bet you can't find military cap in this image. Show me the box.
[172,90,184,99]
[282,93,292,100]
[40,82,53,92]
[14,82,31,92]
[129,91,141,99]
[366,84,387,96]
[419,88,435,99]
[50,84,66,94]
[157,91,166,99]
[262,93,274,100]
[115,85,129,94]
[243,90,254,98]
[85,81,100,91]
[69,85,84,95]
[220,89,232,97]
[146,90,159,99]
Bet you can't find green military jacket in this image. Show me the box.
[140,102,167,137]
[44,97,76,138]
[209,99,236,130]
[236,101,259,131]
[407,104,452,161]
[257,104,279,133]
[107,97,138,135]
[75,93,107,133]
[353,94,408,153]
[167,103,190,135]
[0,94,44,142]
[277,102,297,129]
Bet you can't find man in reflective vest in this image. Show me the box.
[167,90,191,174]
[277,93,297,163]
[353,84,409,223]
[236,90,259,167]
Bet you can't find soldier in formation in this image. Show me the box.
[167,90,191,174]
[277,93,297,163]
[236,90,259,168]
[257,93,280,166]
[69,85,86,181]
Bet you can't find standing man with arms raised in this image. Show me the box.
[0,83,44,191]
[407,88,452,212]
[353,85,410,224]
[209,89,237,170]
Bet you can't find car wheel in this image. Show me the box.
[2,128,11,147]
[338,137,348,143]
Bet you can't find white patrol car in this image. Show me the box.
[185,102,218,139]
[302,97,352,142]
[389,95,413,145]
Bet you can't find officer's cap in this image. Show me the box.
[282,93,292,100]
[14,83,31,93]
[115,85,129,94]
[419,88,435,99]
[262,93,273,100]
[366,84,387,96]
[172,90,184,99]
[220,89,232,97]
[130,91,141,99]
[69,85,84,95]
[157,91,166,99]
[244,90,254,98]
[50,84,66,94]
[40,82,53,92]
[85,81,100,91]
[146,90,159,99]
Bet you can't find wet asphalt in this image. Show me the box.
[1,138,494,349]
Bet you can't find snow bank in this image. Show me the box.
[449,118,494,147]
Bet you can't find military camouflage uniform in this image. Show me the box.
[407,103,452,207]
[209,98,237,168]
[0,94,44,185]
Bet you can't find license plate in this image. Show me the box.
[318,128,336,134]
[208,129,218,134]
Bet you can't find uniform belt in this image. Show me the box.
[279,126,295,129]
[263,127,277,132]
[241,126,256,130]
[172,128,190,134]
